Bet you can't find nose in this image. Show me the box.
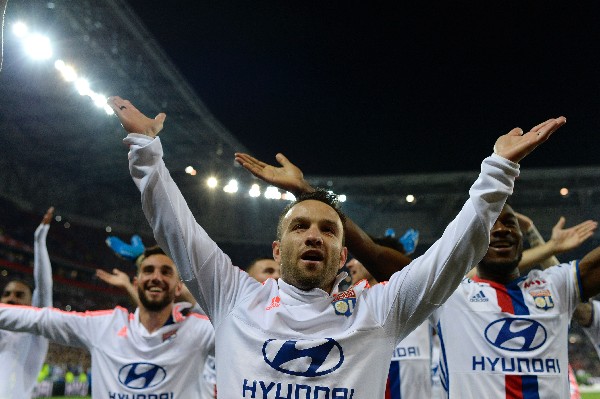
[304,225,323,246]
[491,221,510,236]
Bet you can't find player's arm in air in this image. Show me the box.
[96,268,139,306]
[516,212,597,270]
[234,152,412,282]
[32,207,54,307]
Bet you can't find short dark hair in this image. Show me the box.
[372,236,406,254]
[136,245,168,273]
[276,188,347,241]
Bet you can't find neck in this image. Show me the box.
[138,303,173,333]
[475,265,520,285]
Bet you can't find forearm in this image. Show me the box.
[520,225,559,270]
[345,218,411,282]
[33,224,53,307]
[579,246,600,299]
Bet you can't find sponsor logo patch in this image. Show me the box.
[469,290,489,302]
[118,362,167,389]
[262,338,344,377]
[484,318,547,352]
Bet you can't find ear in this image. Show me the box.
[175,280,183,298]
[272,241,281,263]
[338,247,348,270]
[133,276,139,289]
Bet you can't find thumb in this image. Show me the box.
[276,153,291,167]
[155,113,167,123]
[506,127,524,137]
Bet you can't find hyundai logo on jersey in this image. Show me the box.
[484,318,547,352]
[262,338,344,377]
[118,362,167,389]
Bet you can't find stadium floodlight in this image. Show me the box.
[560,187,569,196]
[282,192,296,201]
[75,78,91,96]
[105,226,112,233]
[406,194,415,203]
[24,33,52,60]
[207,177,218,189]
[57,61,77,82]
[91,93,107,108]
[338,194,346,203]
[12,21,28,38]
[223,179,238,194]
[249,183,261,198]
[265,186,281,200]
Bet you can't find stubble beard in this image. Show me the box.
[280,250,339,292]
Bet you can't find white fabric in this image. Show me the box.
[387,321,433,399]
[126,133,518,398]
[430,263,581,398]
[0,302,215,398]
[0,223,52,399]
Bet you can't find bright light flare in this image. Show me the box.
[406,194,415,203]
[75,78,91,96]
[249,184,261,198]
[223,179,238,193]
[560,188,569,196]
[338,194,347,203]
[207,177,218,189]
[24,34,52,60]
[265,186,281,200]
[13,22,28,38]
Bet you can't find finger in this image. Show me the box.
[155,113,166,124]
[529,118,557,133]
[506,127,524,137]
[275,153,292,167]
[554,216,566,230]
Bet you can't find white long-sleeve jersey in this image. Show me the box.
[0,223,53,399]
[430,262,582,398]
[126,134,518,398]
[0,302,215,398]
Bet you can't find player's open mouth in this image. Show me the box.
[301,250,324,262]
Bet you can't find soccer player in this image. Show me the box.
[110,95,564,398]
[0,207,54,399]
[428,203,600,398]
[0,246,215,398]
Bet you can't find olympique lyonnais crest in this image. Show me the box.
[332,289,357,317]
[530,289,554,311]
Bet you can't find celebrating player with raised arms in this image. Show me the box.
[110,95,564,398]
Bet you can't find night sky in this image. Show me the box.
[124,1,600,176]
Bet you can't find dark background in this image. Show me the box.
[124,1,600,176]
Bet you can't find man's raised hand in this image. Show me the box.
[41,207,54,225]
[549,217,598,254]
[234,152,314,196]
[108,96,166,138]
[493,116,566,163]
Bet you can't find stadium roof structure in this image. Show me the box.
[1,0,599,258]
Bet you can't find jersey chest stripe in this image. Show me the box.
[483,279,529,315]
[386,360,401,399]
[505,374,540,399]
